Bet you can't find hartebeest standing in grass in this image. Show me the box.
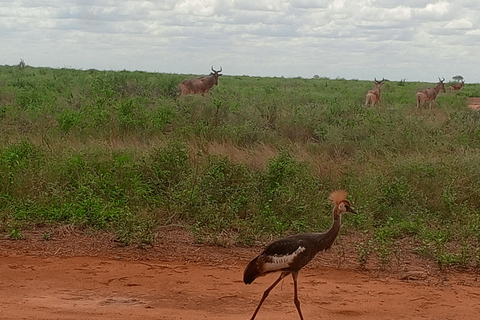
[416,77,446,109]
[178,67,222,97]
[365,78,384,107]
[450,80,465,91]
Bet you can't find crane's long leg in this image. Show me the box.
[292,271,304,320]
[250,271,290,320]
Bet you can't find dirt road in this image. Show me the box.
[1,228,480,319]
[468,97,480,111]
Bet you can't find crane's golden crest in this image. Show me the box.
[329,190,348,205]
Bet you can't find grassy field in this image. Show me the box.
[1,65,480,269]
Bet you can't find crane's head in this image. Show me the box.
[329,190,357,215]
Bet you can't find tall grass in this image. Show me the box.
[1,65,480,267]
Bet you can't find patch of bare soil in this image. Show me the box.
[1,226,480,319]
[468,97,480,110]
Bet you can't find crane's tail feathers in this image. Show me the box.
[243,257,261,284]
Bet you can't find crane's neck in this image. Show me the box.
[327,213,342,241]
[314,213,341,250]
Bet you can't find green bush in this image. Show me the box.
[1,65,480,268]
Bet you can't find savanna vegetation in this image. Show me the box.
[1,65,480,270]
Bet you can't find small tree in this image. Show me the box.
[452,75,464,82]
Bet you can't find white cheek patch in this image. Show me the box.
[263,246,306,272]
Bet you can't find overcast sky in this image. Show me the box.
[2,0,480,82]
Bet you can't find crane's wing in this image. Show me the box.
[261,236,311,257]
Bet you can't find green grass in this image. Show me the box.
[1,65,480,268]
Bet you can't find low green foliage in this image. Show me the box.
[1,65,480,269]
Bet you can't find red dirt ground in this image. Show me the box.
[468,97,480,111]
[1,226,480,320]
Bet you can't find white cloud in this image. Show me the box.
[291,0,330,9]
[233,0,289,12]
[424,1,449,15]
[445,18,474,30]
[1,0,479,82]
[175,0,216,16]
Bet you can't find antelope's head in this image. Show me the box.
[210,66,223,85]
[374,78,385,90]
[438,77,446,93]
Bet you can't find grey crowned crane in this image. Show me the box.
[243,190,357,320]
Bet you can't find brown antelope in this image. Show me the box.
[178,67,222,96]
[416,77,446,109]
[450,80,465,91]
[365,78,384,107]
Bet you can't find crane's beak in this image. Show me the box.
[346,205,357,214]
